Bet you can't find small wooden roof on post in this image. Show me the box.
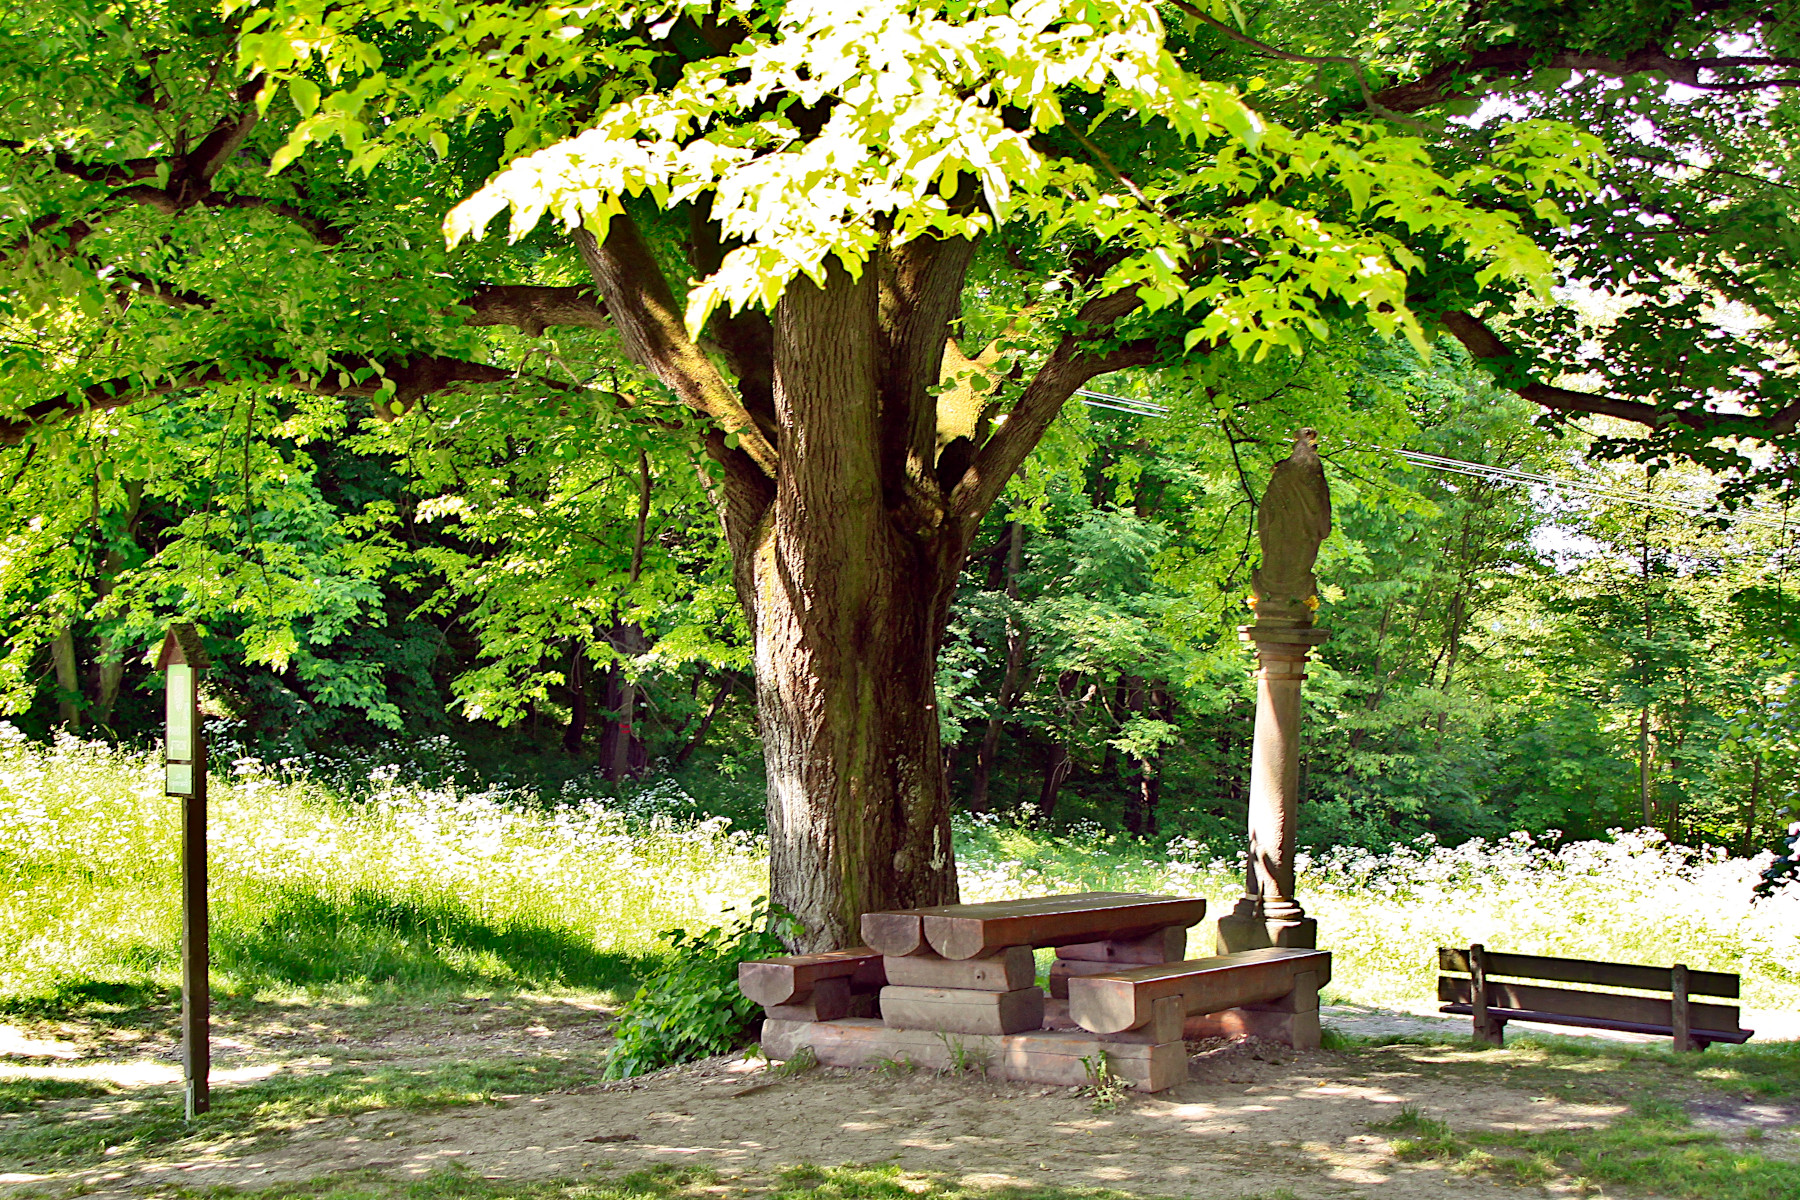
[156,624,212,671]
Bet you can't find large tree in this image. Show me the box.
[3,0,1796,946]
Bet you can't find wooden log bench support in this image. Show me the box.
[739,948,885,1023]
[1438,945,1754,1051]
[1067,947,1332,1049]
[759,1018,1188,1092]
[1049,926,1187,998]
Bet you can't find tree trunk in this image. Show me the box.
[599,450,654,779]
[673,673,735,766]
[573,213,1152,953]
[90,479,145,730]
[1133,752,1161,837]
[757,262,960,951]
[1638,706,1654,827]
[1743,754,1762,855]
[970,519,1026,812]
[50,626,81,730]
[1037,741,1071,825]
[563,642,588,754]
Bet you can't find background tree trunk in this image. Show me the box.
[563,643,588,753]
[90,479,144,730]
[970,519,1026,812]
[50,627,80,730]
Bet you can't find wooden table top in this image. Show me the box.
[862,890,1208,959]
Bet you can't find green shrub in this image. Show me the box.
[603,899,798,1079]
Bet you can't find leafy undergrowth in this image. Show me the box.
[0,1054,606,1168]
[1370,1099,1799,1200]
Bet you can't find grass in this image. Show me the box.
[0,1052,608,1168]
[1324,1026,1800,1099]
[957,817,1800,1013]
[1367,1095,1800,1200]
[0,727,764,1014]
[3,726,1797,1026]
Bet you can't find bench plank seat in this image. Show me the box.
[861,892,1204,959]
[1068,946,1330,1034]
[1438,977,1745,1036]
[1440,1003,1754,1046]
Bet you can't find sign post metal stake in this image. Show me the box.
[158,624,211,1119]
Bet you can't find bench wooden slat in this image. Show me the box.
[1068,947,1329,1034]
[1438,948,1739,999]
[1441,1004,1755,1045]
[922,893,1206,960]
[739,947,884,1007]
[1438,976,1744,1035]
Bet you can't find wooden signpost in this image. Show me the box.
[157,624,210,1119]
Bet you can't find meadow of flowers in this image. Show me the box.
[2,725,1795,1016]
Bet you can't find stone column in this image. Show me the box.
[1216,625,1328,952]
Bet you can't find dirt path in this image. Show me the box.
[19,1039,1629,1200]
[6,1001,1796,1200]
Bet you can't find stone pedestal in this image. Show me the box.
[1217,625,1328,954]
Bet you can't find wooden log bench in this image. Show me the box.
[1438,944,1755,1051]
[741,893,1330,1092]
[860,892,1206,1037]
[1066,946,1331,1049]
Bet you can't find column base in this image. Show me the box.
[1215,912,1317,952]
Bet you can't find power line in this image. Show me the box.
[1382,447,1791,531]
[1067,392,1788,531]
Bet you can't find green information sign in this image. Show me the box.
[165,662,194,794]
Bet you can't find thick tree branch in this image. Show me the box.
[573,219,778,480]
[878,232,981,523]
[949,290,1159,531]
[687,202,778,445]
[1375,47,1800,113]
[462,285,610,334]
[1438,309,1800,437]
[0,352,597,445]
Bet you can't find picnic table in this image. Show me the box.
[740,890,1331,1093]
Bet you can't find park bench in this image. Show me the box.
[1438,944,1754,1051]
[741,891,1329,1093]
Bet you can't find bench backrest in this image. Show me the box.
[1437,948,1739,998]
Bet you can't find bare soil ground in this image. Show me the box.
[3,1000,1795,1200]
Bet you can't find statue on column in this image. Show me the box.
[1250,429,1332,629]
[1218,428,1332,956]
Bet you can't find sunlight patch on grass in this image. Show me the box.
[0,1054,607,1167]
[0,728,765,1013]
[1365,1099,1800,1200]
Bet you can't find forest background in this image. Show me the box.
[9,331,1797,858]
[3,0,1799,870]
